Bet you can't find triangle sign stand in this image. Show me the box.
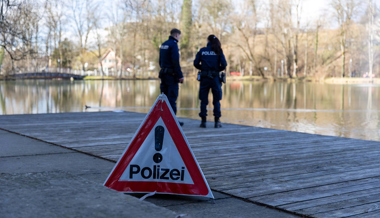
[104,94,214,199]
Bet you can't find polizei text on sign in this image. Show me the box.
[129,165,186,181]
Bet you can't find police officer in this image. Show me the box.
[159,28,184,126]
[194,35,227,128]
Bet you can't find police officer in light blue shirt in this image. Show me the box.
[159,29,184,126]
[194,35,227,128]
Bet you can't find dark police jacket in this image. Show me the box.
[193,42,227,72]
[159,36,183,79]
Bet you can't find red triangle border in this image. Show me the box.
[104,95,212,197]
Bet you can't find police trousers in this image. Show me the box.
[199,76,222,118]
[160,74,179,114]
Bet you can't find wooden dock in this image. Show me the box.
[1,111,380,218]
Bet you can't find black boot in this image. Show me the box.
[214,117,222,128]
[200,116,206,128]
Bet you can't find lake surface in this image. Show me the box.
[1,79,380,141]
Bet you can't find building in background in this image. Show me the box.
[99,48,121,76]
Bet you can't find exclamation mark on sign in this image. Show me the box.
[153,126,164,163]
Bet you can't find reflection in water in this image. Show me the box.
[1,80,380,141]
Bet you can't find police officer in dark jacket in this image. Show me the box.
[159,29,184,126]
[194,35,227,128]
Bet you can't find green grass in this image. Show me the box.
[83,76,116,80]
[324,77,380,84]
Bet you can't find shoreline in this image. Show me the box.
[1,75,379,84]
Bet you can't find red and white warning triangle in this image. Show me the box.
[104,94,214,198]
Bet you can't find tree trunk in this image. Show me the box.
[341,34,346,77]
[27,53,30,72]
[99,57,105,77]
[287,39,292,78]
[98,42,105,77]
[119,42,123,78]
[35,23,39,72]
[180,0,192,54]
[314,25,319,73]
[293,34,298,77]
[368,0,374,76]
[258,69,265,78]
[58,22,63,73]
[293,3,300,78]
[274,37,277,77]
[11,58,15,75]
[132,25,137,79]
[304,33,308,76]
[281,33,288,77]
[249,61,252,77]
[258,68,265,78]
[113,45,117,76]
[46,30,50,70]
[342,49,345,78]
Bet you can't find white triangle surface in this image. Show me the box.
[119,117,194,184]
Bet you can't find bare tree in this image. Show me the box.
[69,0,98,71]
[0,0,376,79]
[330,0,361,77]
[122,0,149,77]
[269,0,278,77]
[275,0,293,78]
[233,0,268,78]
[292,0,303,77]
[22,3,41,72]
[108,1,130,78]
[0,2,39,75]
[180,0,192,53]
[198,0,232,40]
[313,20,321,73]
[45,0,67,72]
[91,13,105,77]
[367,0,374,76]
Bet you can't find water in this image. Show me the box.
[1,79,380,141]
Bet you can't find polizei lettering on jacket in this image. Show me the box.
[129,164,186,181]
[202,51,216,55]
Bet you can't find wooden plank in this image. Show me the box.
[293,189,380,215]
[251,178,380,207]
[196,143,373,167]
[41,138,131,148]
[204,158,380,187]
[199,149,380,178]
[313,200,380,217]
[191,138,375,156]
[349,210,380,218]
[2,111,380,218]
[77,144,127,155]
[199,151,378,175]
[218,166,380,199]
